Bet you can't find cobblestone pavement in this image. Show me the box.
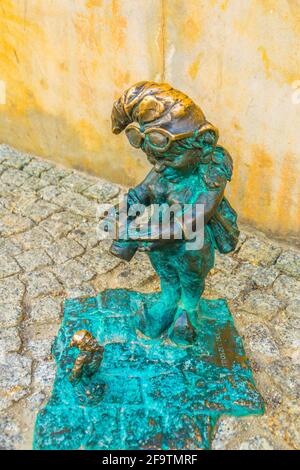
[0,144,299,450]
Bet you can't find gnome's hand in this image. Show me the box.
[138,240,170,252]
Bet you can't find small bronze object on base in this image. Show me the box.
[68,330,104,384]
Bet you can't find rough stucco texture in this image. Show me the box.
[0,0,300,238]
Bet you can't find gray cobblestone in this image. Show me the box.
[0,303,23,328]
[53,259,96,288]
[0,327,21,357]
[1,168,30,187]
[276,249,300,280]
[0,276,25,304]
[0,213,33,237]
[24,160,54,177]
[13,226,53,251]
[15,249,52,272]
[46,238,84,264]
[0,354,32,411]
[22,270,62,298]
[27,296,62,325]
[59,172,94,193]
[241,290,284,320]
[0,254,21,278]
[237,236,282,266]
[40,211,82,239]
[20,200,61,223]
[83,180,120,202]
[52,190,99,218]
[67,220,101,249]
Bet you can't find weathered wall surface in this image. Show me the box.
[0,0,163,184]
[0,0,300,237]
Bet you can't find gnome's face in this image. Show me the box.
[141,134,201,180]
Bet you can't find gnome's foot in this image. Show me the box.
[168,308,197,346]
[136,299,177,339]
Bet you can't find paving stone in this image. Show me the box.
[234,261,259,280]
[243,323,280,361]
[25,338,54,361]
[20,175,48,192]
[40,211,82,239]
[27,296,62,324]
[0,144,31,162]
[252,266,279,288]
[22,270,62,298]
[213,251,239,273]
[276,249,300,280]
[0,213,33,236]
[11,190,38,214]
[207,271,251,300]
[83,180,120,202]
[13,226,53,251]
[52,190,98,218]
[46,238,84,264]
[241,290,284,321]
[24,160,54,177]
[1,168,30,187]
[20,200,60,223]
[25,390,46,413]
[0,354,32,411]
[59,172,94,193]
[237,236,282,266]
[0,327,21,358]
[33,361,56,390]
[53,259,96,288]
[80,242,121,275]
[0,254,21,278]
[284,418,300,449]
[266,360,300,400]
[0,202,10,218]
[41,167,72,184]
[285,300,300,328]
[0,276,25,304]
[238,436,278,450]
[212,416,241,450]
[0,414,22,450]
[271,319,300,353]
[0,303,23,328]
[15,249,52,271]
[2,151,32,169]
[67,220,101,249]
[272,274,300,302]
[65,283,96,298]
[38,185,62,202]
[253,370,284,410]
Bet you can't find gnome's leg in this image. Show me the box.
[140,250,181,338]
[168,238,215,344]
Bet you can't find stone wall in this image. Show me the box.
[0,0,300,238]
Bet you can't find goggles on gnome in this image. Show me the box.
[124,121,219,153]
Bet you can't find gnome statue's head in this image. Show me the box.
[111,81,219,180]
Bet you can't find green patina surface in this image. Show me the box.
[33,289,264,450]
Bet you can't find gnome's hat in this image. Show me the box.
[111,81,207,136]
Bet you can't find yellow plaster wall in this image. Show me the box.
[0,0,162,184]
[164,0,300,237]
[0,0,300,237]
